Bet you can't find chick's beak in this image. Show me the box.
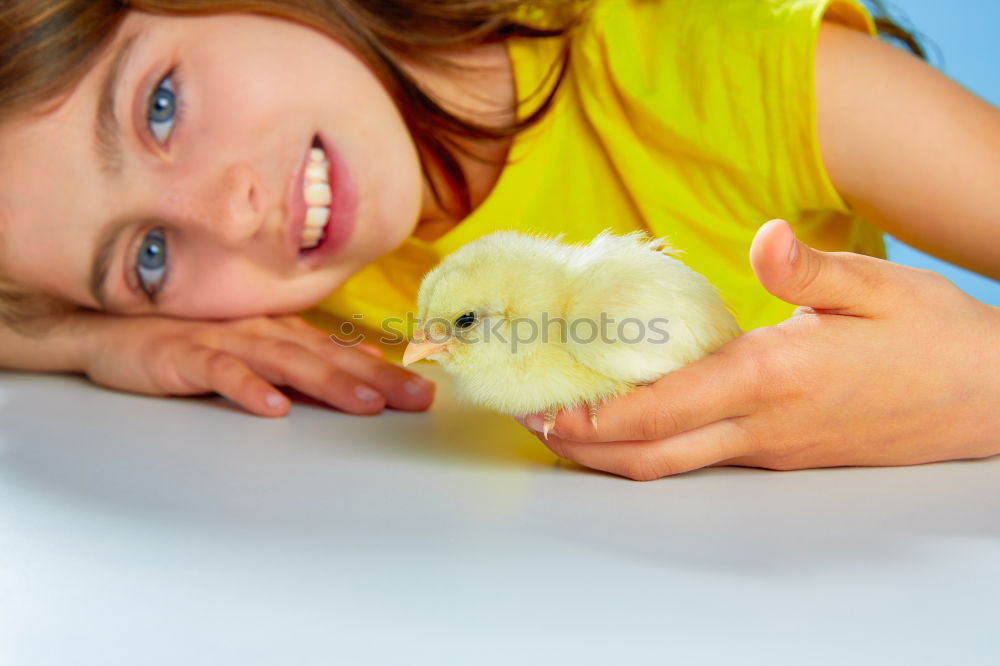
[402,330,452,367]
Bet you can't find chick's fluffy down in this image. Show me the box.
[413,231,741,417]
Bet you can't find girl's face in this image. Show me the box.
[0,10,430,318]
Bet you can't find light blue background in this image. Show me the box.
[866,0,998,305]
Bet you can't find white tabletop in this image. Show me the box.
[2,368,998,666]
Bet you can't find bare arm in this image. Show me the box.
[506,20,1000,481]
[0,313,89,372]
[0,311,434,417]
[815,21,1000,280]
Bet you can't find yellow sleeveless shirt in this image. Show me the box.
[303,0,884,352]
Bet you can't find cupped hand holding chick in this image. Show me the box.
[403,230,741,438]
[521,220,1000,481]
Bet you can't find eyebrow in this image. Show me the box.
[90,33,144,309]
[89,216,136,310]
[95,33,141,177]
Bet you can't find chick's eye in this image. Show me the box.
[136,228,169,299]
[147,73,178,143]
[455,312,477,329]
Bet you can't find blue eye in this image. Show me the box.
[147,73,178,143]
[136,228,169,299]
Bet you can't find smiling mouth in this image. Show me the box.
[298,137,332,252]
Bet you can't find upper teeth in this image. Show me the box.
[301,146,331,249]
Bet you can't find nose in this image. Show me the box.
[212,162,267,247]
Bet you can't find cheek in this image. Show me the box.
[158,253,282,317]
[197,31,368,133]
[168,253,366,319]
[193,65,285,141]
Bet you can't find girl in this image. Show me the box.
[0,0,996,480]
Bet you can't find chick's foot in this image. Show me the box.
[539,404,599,440]
[542,409,558,441]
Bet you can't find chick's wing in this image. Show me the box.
[562,232,738,385]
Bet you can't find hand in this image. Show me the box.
[518,219,1000,480]
[81,312,434,417]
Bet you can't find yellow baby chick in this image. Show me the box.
[403,231,741,438]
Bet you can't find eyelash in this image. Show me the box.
[147,66,186,146]
[130,227,171,304]
[129,67,185,303]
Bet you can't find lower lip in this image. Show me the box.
[299,134,358,266]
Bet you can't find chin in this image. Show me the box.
[264,290,333,315]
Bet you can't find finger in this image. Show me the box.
[304,332,432,410]
[228,337,387,415]
[177,346,291,417]
[750,218,898,318]
[528,338,760,443]
[540,419,752,481]
[259,318,429,408]
[269,315,384,357]
[354,342,386,359]
[327,348,435,411]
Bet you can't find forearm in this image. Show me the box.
[1,301,437,418]
[0,310,96,373]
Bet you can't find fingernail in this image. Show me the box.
[265,392,286,409]
[525,415,545,433]
[404,378,430,395]
[354,386,381,402]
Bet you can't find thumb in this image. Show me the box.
[749,219,892,317]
